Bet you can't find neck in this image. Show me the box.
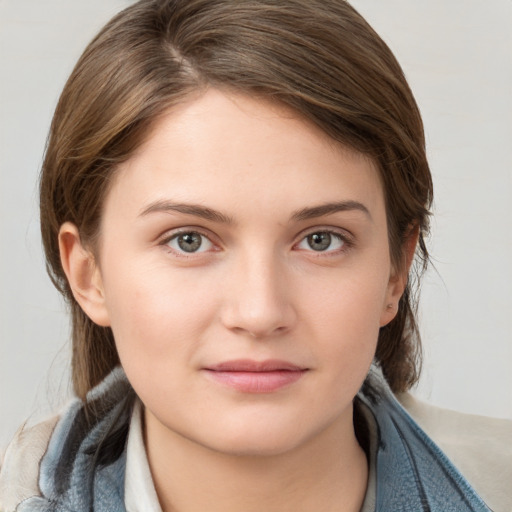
[144,405,368,512]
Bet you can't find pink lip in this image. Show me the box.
[202,359,308,393]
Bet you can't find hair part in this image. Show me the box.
[40,0,432,401]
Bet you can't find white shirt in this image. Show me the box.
[124,400,163,512]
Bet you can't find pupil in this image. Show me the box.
[308,232,331,251]
[178,233,202,252]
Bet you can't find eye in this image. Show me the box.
[296,231,346,252]
[165,231,214,254]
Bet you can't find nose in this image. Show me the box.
[220,251,297,339]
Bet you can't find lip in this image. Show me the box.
[202,359,308,393]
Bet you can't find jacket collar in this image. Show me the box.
[358,365,491,512]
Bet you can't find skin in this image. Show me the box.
[60,89,411,511]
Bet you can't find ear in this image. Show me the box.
[380,224,419,327]
[58,222,111,327]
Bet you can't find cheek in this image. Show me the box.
[301,264,390,372]
[100,258,219,363]
[309,266,389,334]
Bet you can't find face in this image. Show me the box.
[67,89,404,456]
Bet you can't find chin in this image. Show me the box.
[206,434,303,458]
[190,419,317,459]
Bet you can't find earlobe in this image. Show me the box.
[380,224,420,327]
[58,222,111,327]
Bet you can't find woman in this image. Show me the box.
[0,1,510,511]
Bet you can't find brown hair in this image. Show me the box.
[40,0,432,401]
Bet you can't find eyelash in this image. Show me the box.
[294,228,354,256]
[159,229,217,257]
[159,227,354,258]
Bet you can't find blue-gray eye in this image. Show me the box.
[297,231,344,252]
[167,232,213,253]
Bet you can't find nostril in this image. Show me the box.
[226,320,293,340]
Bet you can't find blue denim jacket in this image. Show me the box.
[13,366,491,512]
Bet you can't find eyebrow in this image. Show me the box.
[139,199,371,224]
[290,200,372,222]
[139,200,234,224]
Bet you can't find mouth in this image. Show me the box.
[202,359,308,393]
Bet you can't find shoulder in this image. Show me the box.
[0,415,59,511]
[398,392,512,512]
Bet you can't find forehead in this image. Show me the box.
[105,88,385,223]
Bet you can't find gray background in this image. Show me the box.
[1,0,511,448]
